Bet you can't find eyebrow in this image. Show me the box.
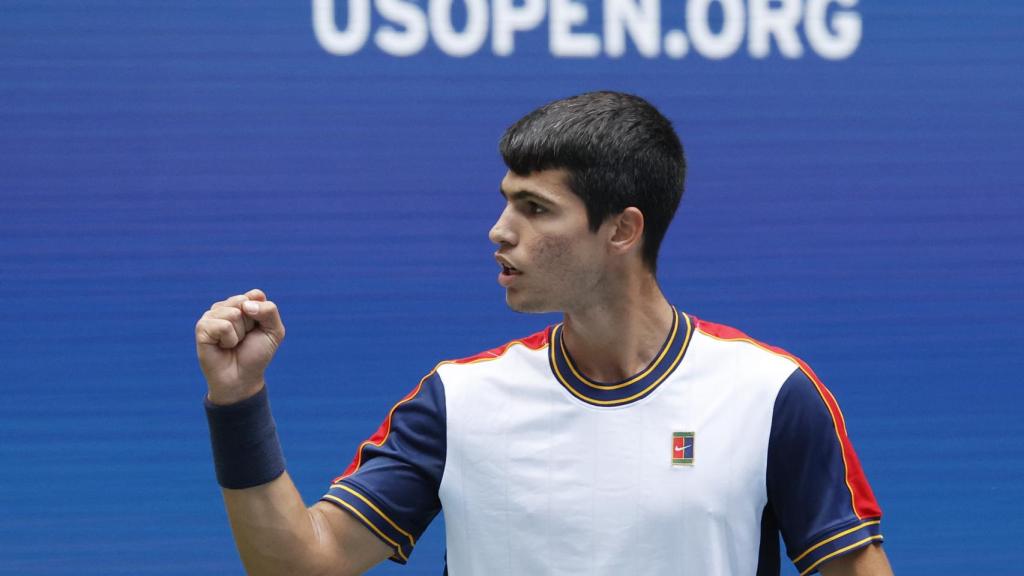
[500,188,552,204]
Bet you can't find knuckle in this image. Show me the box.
[211,306,241,320]
[195,321,218,343]
[214,295,243,309]
[215,321,237,341]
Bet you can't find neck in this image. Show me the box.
[561,272,674,383]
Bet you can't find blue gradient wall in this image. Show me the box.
[2,1,1022,573]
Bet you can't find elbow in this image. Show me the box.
[305,506,365,576]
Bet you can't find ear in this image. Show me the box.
[607,207,645,256]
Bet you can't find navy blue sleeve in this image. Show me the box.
[767,367,883,575]
[320,371,446,564]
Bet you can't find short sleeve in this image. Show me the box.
[320,371,446,564]
[767,367,884,575]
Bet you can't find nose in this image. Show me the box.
[489,205,518,246]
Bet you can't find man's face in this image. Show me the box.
[489,169,612,313]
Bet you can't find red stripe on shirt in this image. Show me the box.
[450,328,550,364]
[334,377,427,481]
[334,328,551,482]
[693,317,881,520]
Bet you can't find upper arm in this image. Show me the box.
[767,367,885,575]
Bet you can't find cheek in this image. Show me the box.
[533,233,594,280]
[532,233,571,265]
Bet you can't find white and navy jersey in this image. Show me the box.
[321,309,883,575]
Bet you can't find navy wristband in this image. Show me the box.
[204,386,286,489]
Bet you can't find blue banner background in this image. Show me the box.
[2,1,1022,573]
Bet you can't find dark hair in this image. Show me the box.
[499,91,686,273]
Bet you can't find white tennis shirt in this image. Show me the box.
[322,309,883,575]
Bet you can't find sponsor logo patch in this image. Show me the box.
[672,431,695,466]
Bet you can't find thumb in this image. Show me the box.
[242,299,286,345]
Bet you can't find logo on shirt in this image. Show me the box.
[672,432,695,466]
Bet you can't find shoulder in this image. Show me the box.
[429,326,552,381]
[687,314,811,382]
[446,327,551,365]
[691,315,797,361]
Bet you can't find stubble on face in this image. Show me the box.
[505,226,607,315]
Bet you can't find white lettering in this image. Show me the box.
[492,0,545,56]
[805,0,861,60]
[748,0,803,58]
[663,30,689,58]
[313,0,371,56]
[313,0,864,60]
[375,0,429,56]
[687,0,745,60]
[431,0,490,56]
[604,0,660,58]
[550,0,600,57]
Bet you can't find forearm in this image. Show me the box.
[222,472,338,576]
[198,292,389,575]
[204,387,337,575]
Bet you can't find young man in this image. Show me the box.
[197,92,892,575]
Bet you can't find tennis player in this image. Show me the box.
[197,91,892,575]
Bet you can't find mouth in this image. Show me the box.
[495,254,521,285]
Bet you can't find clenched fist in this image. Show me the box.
[195,288,286,405]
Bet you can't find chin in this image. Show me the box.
[505,293,557,314]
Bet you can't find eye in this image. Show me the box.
[526,201,546,215]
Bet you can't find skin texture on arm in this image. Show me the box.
[819,543,893,576]
[221,471,392,576]
[197,289,392,575]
